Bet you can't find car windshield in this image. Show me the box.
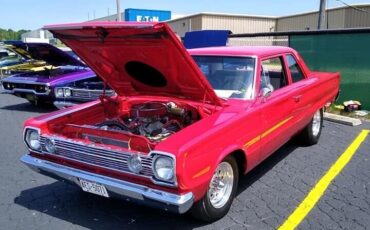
[192,56,255,99]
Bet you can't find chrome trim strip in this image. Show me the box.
[21,154,193,214]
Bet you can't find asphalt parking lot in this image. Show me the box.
[0,92,369,230]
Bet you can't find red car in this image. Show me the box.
[21,22,340,222]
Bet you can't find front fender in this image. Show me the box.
[179,144,245,202]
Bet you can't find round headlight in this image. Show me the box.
[25,129,41,151]
[45,138,56,153]
[64,88,71,97]
[128,155,142,174]
[55,88,64,98]
[153,156,174,181]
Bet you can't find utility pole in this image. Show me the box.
[318,0,327,29]
[116,0,121,21]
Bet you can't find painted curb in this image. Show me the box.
[324,112,362,126]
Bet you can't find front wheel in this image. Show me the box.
[298,108,323,146]
[190,155,239,222]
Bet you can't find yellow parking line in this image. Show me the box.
[278,129,370,230]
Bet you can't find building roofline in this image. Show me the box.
[166,12,277,23]
[124,8,171,13]
[167,3,370,22]
[278,3,370,18]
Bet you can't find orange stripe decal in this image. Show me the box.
[244,116,293,148]
[244,136,261,148]
[192,166,211,179]
[262,116,293,138]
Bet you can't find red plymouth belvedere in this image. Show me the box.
[21,22,340,222]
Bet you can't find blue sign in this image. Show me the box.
[124,9,171,22]
[184,30,231,49]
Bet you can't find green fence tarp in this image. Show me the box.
[290,33,370,110]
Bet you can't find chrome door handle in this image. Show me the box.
[293,95,302,102]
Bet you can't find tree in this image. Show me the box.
[0,28,30,41]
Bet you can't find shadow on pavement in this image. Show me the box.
[15,141,299,229]
[0,102,57,113]
[15,182,205,229]
[236,139,299,196]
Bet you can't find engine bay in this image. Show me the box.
[50,98,217,153]
[95,101,195,142]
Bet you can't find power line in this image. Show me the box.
[335,0,368,13]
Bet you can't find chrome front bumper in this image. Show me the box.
[53,101,80,109]
[20,155,194,214]
[2,88,50,96]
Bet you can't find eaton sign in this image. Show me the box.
[124,9,171,22]
[136,15,160,22]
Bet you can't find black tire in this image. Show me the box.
[190,155,239,222]
[298,108,323,146]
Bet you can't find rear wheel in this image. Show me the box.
[298,108,323,145]
[190,155,238,222]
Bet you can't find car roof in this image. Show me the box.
[188,46,296,58]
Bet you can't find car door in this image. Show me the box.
[284,53,314,132]
[256,55,297,163]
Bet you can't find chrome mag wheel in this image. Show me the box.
[312,110,322,136]
[208,162,234,209]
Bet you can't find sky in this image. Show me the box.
[0,0,368,30]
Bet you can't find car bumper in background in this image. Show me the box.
[53,101,80,109]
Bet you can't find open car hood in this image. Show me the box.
[44,22,222,106]
[8,42,85,67]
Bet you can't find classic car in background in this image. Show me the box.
[21,22,340,222]
[0,44,26,69]
[1,42,97,106]
[54,76,115,109]
[0,42,60,76]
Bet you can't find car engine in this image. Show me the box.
[95,102,194,142]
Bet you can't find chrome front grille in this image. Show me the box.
[39,136,154,177]
[71,89,115,101]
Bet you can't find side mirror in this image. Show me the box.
[258,87,272,98]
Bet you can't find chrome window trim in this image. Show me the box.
[191,54,258,101]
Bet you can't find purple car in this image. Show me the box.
[1,43,96,106]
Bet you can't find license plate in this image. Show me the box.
[78,178,109,197]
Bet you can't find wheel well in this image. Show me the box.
[231,150,246,176]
